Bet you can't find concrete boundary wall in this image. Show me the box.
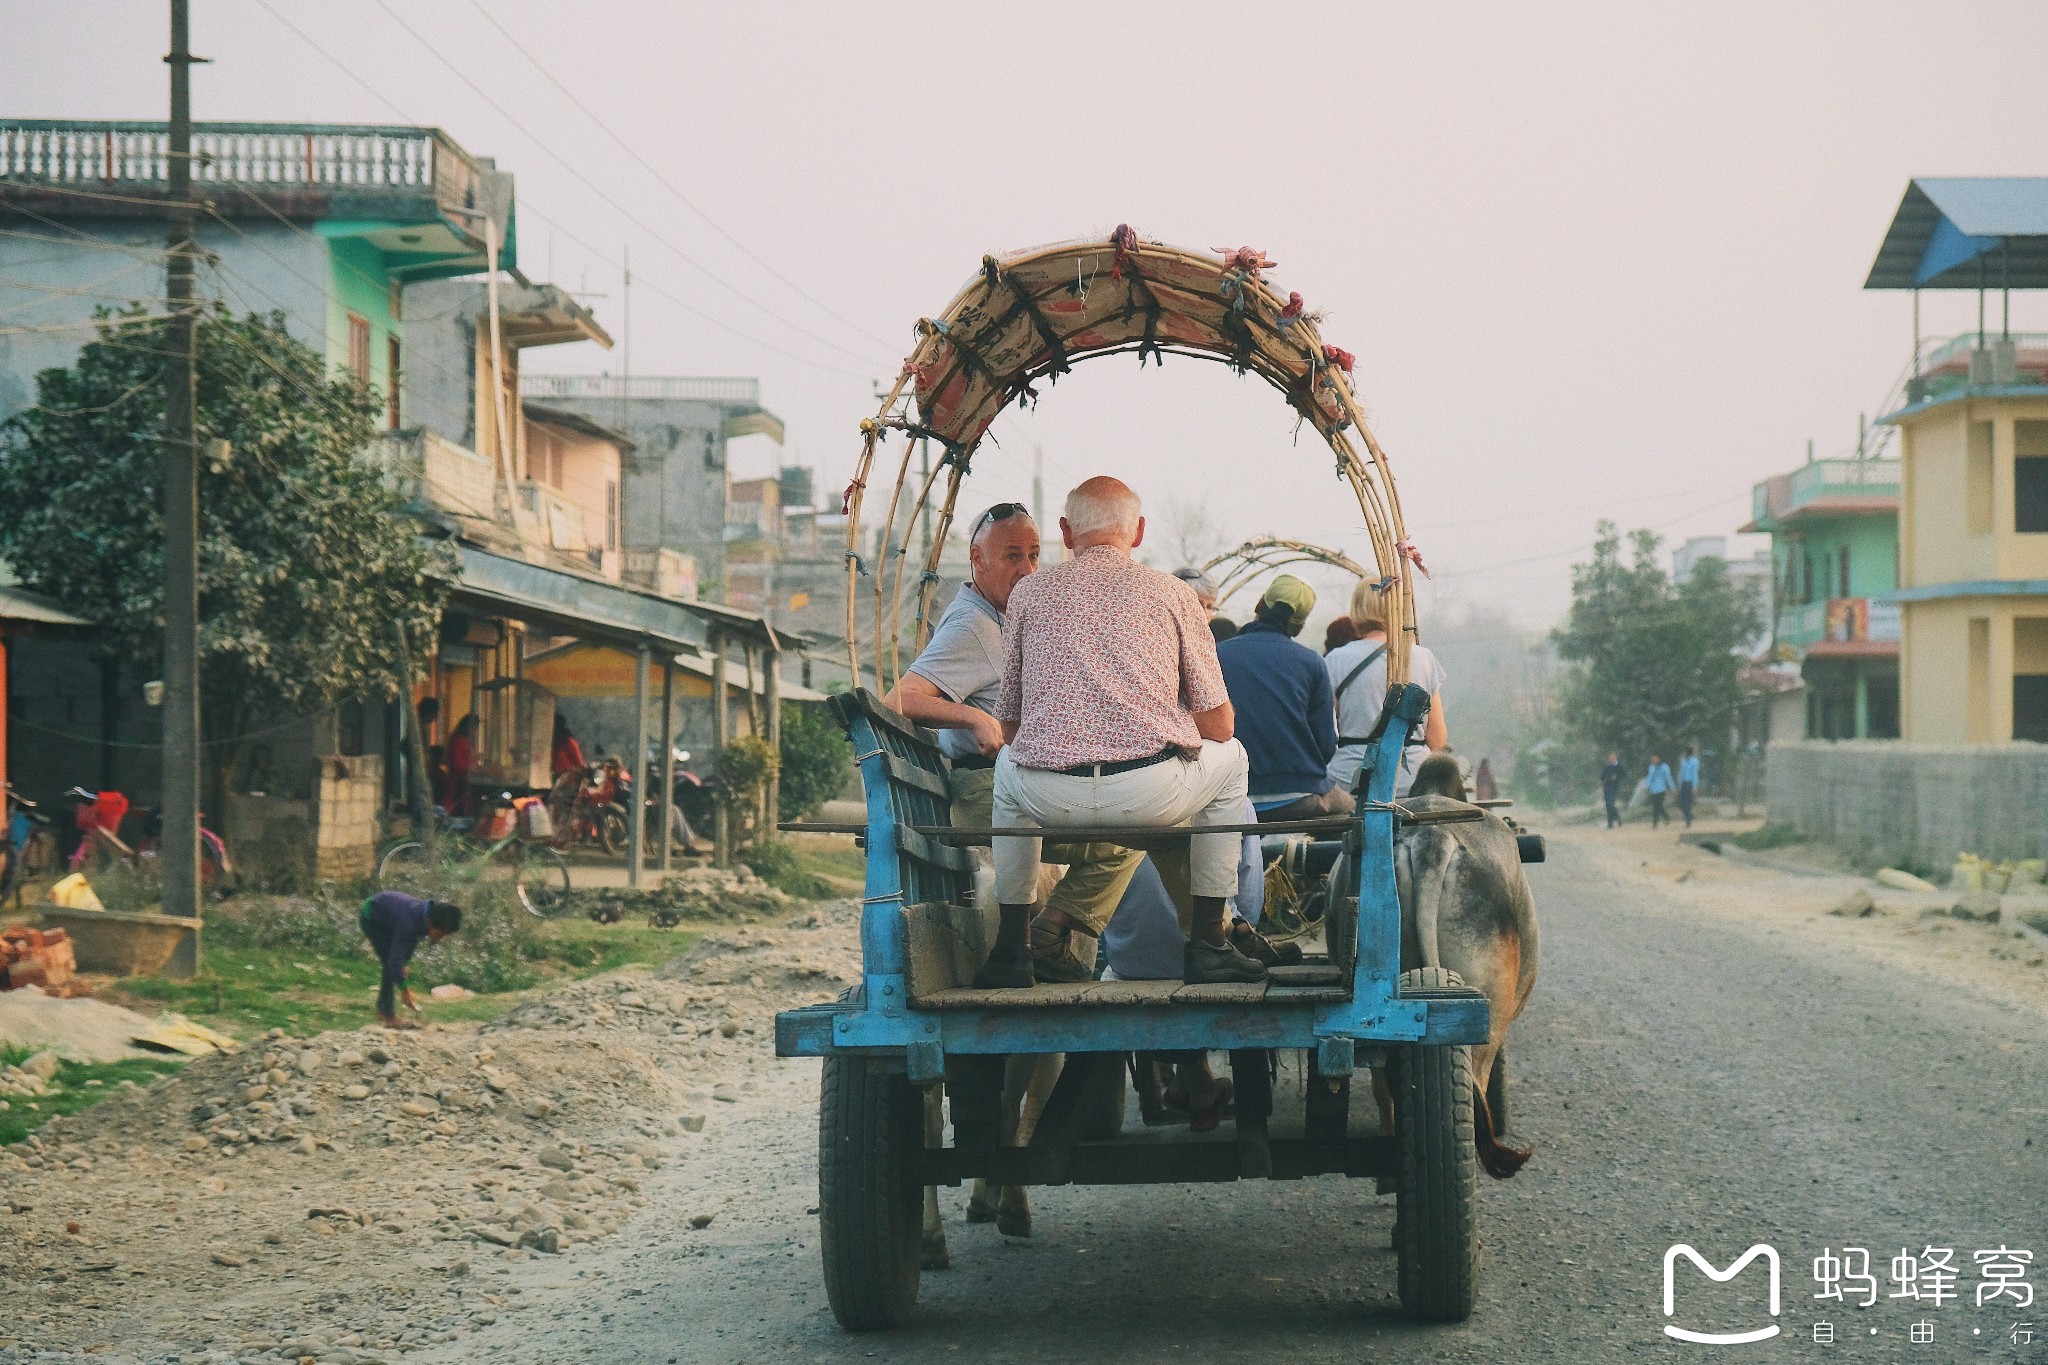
[1766,740,2048,871]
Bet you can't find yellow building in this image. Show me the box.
[1867,179,2048,742]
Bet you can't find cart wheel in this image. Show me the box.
[1485,1047,1508,1135]
[819,1003,922,1331]
[1394,967,1479,1322]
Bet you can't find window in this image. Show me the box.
[1838,545,1850,599]
[605,479,618,551]
[388,278,402,322]
[2017,457,2048,534]
[385,336,402,429]
[346,312,371,388]
[2016,676,2048,743]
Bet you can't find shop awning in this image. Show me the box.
[449,543,707,651]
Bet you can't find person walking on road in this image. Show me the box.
[1676,745,1700,828]
[1600,750,1624,828]
[1644,753,1675,829]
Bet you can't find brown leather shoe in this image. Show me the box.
[1028,916,1094,983]
[1230,922,1303,967]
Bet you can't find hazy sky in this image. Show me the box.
[10,1,2048,631]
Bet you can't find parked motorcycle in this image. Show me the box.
[548,759,633,856]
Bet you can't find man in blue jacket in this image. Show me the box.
[1216,575,1350,821]
[358,891,462,1028]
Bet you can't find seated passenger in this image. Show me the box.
[882,501,1145,984]
[1324,579,1449,798]
[985,477,1259,989]
[1215,574,1351,822]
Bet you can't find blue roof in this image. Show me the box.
[1864,178,2048,290]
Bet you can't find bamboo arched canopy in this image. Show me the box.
[1200,537,1374,610]
[841,229,1421,690]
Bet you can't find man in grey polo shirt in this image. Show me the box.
[883,502,1146,983]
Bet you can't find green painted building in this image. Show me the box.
[1742,455,1902,738]
[0,120,513,427]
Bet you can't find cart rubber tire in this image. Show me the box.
[1486,1046,1508,1136]
[819,999,922,1331]
[1394,967,1480,1322]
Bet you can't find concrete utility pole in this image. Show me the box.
[160,0,203,940]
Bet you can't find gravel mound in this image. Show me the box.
[0,902,862,1363]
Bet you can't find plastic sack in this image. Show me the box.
[47,872,104,910]
[1951,854,1985,891]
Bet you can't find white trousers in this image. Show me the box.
[992,740,1250,904]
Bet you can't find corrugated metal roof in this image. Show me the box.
[1866,178,2048,290]
[0,584,89,627]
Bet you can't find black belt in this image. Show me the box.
[1052,747,1181,778]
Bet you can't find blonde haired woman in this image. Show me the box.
[1322,579,1449,797]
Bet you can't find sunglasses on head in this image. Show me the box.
[970,502,1029,540]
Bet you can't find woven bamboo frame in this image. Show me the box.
[841,235,1416,691]
[1199,536,1375,608]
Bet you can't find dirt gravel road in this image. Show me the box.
[7,826,2044,1363]
[421,823,2048,1363]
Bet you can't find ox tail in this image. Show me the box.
[1471,1085,1532,1178]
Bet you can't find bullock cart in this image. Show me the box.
[776,232,1505,1330]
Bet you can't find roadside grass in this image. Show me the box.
[105,922,699,1040]
[1730,823,1807,851]
[780,835,865,895]
[1,1043,183,1145]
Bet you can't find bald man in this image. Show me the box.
[984,476,1263,989]
[883,503,1147,984]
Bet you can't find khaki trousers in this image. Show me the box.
[948,767,1146,935]
[992,740,1250,913]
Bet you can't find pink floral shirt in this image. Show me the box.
[997,545,1229,769]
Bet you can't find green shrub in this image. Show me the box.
[778,701,852,820]
[742,838,832,898]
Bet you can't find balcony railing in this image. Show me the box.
[1751,458,1899,526]
[523,374,760,405]
[1776,596,1900,649]
[0,119,486,221]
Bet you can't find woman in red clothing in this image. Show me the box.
[444,713,480,817]
[548,714,587,813]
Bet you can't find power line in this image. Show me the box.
[241,0,885,384]
[458,0,899,356]
[246,0,892,373]
[364,0,895,367]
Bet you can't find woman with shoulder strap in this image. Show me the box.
[1322,579,1449,798]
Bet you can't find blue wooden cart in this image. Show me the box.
[776,685,1491,1329]
[774,233,1490,1330]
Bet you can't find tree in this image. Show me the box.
[0,307,453,795]
[1153,493,1230,570]
[777,701,852,821]
[1551,522,1758,774]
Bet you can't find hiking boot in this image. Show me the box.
[1229,923,1303,968]
[1028,916,1094,984]
[1183,937,1267,985]
[971,942,1034,989]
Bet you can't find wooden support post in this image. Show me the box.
[629,642,650,888]
[764,644,782,832]
[710,631,729,868]
[658,659,675,875]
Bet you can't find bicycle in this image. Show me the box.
[374,791,572,917]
